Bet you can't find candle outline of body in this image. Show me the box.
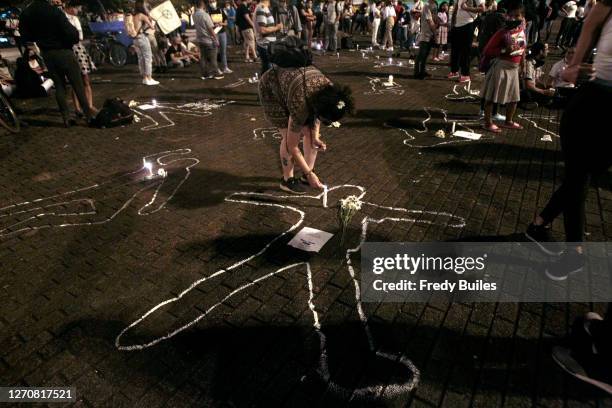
[322,185,328,208]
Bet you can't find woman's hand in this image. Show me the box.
[312,137,327,151]
[307,172,324,189]
[562,63,595,84]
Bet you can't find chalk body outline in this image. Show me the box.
[115,186,466,400]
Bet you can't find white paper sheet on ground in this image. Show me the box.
[453,130,482,140]
[138,104,156,110]
[288,227,334,252]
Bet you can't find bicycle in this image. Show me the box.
[86,32,128,67]
[0,90,19,133]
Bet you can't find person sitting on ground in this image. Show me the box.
[520,41,555,108]
[547,47,575,88]
[258,65,354,194]
[480,3,527,133]
[0,52,17,97]
[181,34,201,63]
[166,35,191,68]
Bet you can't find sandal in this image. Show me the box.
[500,121,524,130]
[482,123,502,133]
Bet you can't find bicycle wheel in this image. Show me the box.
[89,43,105,66]
[0,92,20,133]
[109,43,127,67]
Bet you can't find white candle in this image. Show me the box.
[466,80,471,92]
[388,75,394,84]
[152,99,157,107]
[451,121,456,134]
[388,57,392,65]
[322,185,328,208]
[144,161,153,178]
[336,52,340,59]
[356,44,359,50]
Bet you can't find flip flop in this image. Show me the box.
[482,124,502,133]
[500,121,524,130]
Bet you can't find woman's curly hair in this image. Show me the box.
[307,83,356,124]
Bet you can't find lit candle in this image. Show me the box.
[322,185,328,208]
[388,75,394,84]
[143,161,153,178]
[451,121,456,134]
[152,99,157,107]
[356,44,359,50]
[388,57,392,65]
[336,52,340,59]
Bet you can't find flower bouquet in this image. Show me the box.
[338,195,362,246]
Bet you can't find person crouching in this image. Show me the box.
[258,65,354,194]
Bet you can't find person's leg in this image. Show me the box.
[279,129,295,180]
[199,44,208,76]
[505,102,517,123]
[555,18,567,46]
[257,44,270,74]
[371,19,380,45]
[459,24,472,77]
[83,74,93,111]
[210,46,220,74]
[449,28,459,73]
[302,127,318,170]
[219,32,228,69]
[332,22,339,51]
[484,100,494,127]
[134,38,146,78]
[42,51,71,121]
[62,50,91,118]
[71,89,81,114]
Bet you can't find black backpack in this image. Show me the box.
[269,36,313,68]
[91,98,134,128]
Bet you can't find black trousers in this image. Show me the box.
[414,39,433,77]
[539,82,612,242]
[555,17,576,47]
[41,49,91,119]
[450,23,473,76]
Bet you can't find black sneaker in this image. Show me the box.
[525,223,563,255]
[279,177,309,195]
[544,249,585,281]
[552,346,612,395]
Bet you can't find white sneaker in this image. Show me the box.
[493,113,507,121]
[144,79,159,86]
[222,68,233,74]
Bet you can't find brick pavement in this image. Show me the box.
[1,41,611,408]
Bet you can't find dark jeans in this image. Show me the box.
[450,23,473,76]
[555,17,576,47]
[414,39,433,77]
[539,82,612,242]
[41,49,91,120]
[257,43,271,74]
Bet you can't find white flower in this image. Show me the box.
[435,129,446,139]
[340,195,362,211]
[337,100,346,110]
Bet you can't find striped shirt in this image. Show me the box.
[256,5,276,43]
